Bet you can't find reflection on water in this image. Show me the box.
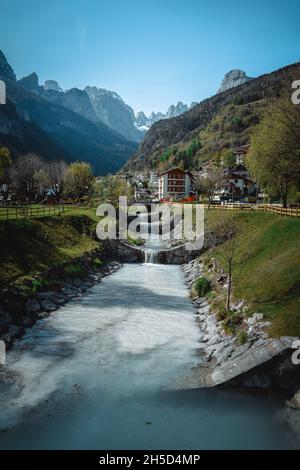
[0,264,297,449]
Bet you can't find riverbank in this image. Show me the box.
[0,250,122,349]
[182,256,300,440]
[203,211,300,337]
[0,210,145,349]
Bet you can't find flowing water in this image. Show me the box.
[0,234,298,449]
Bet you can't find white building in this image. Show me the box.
[158,168,192,200]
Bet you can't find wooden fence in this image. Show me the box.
[0,205,90,221]
[203,203,300,218]
[1,202,299,221]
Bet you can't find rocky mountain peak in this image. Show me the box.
[218,69,252,93]
[44,80,63,92]
[166,101,189,118]
[57,88,99,122]
[0,50,16,81]
[85,85,142,142]
[135,111,148,128]
[135,101,197,131]
[18,72,40,93]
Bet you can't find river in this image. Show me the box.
[0,237,297,449]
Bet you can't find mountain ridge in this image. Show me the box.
[124,61,300,172]
[0,50,137,175]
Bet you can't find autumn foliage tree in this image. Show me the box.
[94,174,133,206]
[64,161,94,201]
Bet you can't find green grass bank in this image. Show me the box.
[0,210,99,287]
[204,211,300,336]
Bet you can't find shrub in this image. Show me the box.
[92,257,103,268]
[222,313,243,335]
[128,237,144,246]
[216,306,228,322]
[30,278,63,293]
[237,330,248,345]
[63,263,87,279]
[192,276,211,297]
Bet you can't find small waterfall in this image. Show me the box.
[140,209,163,264]
[144,249,159,264]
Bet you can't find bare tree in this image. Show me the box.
[46,160,69,201]
[0,146,12,202]
[194,168,225,208]
[209,215,253,312]
[9,154,47,202]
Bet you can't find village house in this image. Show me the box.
[134,187,152,201]
[216,173,257,202]
[158,168,193,200]
[233,144,249,165]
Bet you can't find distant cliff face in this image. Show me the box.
[44,80,63,92]
[0,50,16,81]
[18,73,40,93]
[85,86,143,142]
[218,69,252,93]
[54,88,100,123]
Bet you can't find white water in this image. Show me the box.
[144,249,158,264]
[138,209,164,264]
[0,235,297,449]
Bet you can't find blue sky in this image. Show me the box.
[0,0,299,114]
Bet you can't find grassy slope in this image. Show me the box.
[0,210,99,286]
[204,211,300,336]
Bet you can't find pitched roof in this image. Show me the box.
[158,167,193,177]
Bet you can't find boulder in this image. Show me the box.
[20,316,36,328]
[198,305,210,315]
[0,333,13,349]
[40,301,57,312]
[8,324,24,339]
[73,279,82,287]
[287,390,300,410]
[49,292,68,305]
[0,309,11,331]
[247,313,264,325]
[25,299,41,314]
